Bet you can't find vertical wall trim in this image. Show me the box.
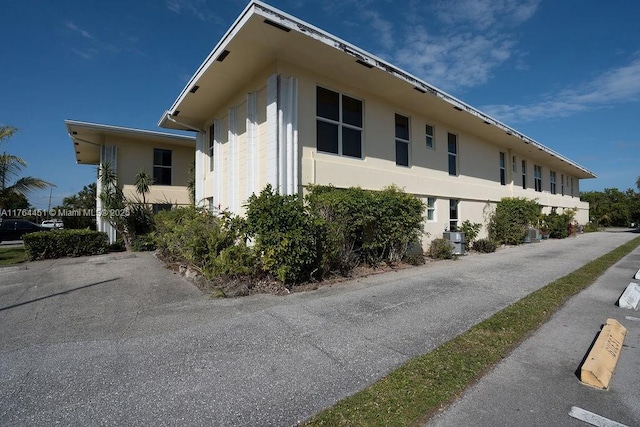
[213,119,221,209]
[247,92,258,197]
[195,131,205,206]
[228,107,237,212]
[266,73,279,189]
[98,145,117,243]
[277,76,299,196]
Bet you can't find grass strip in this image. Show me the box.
[305,236,640,427]
[0,247,27,265]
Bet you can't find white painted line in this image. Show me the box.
[625,316,640,322]
[569,406,628,427]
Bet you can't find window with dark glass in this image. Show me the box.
[449,199,459,231]
[550,171,556,194]
[499,152,506,185]
[316,87,362,158]
[395,114,410,167]
[427,197,436,221]
[534,165,542,192]
[521,160,527,189]
[447,133,457,176]
[425,124,434,149]
[153,148,172,185]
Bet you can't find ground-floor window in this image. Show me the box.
[427,197,436,221]
[449,199,459,231]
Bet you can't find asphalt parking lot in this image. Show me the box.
[0,231,638,426]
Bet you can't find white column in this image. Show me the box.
[195,131,205,206]
[213,119,221,210]
[247,92,258,197]
[98,145,117,243]
[228,107,237,213]
[278,76,299,196]
[266,73,279,189]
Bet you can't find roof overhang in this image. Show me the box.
[159,0,596,179]
[65,120,195,165]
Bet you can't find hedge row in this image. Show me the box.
[23,229,109,260]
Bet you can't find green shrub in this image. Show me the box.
[583,221,600,233]
[541,209,576,239]
[459,220,482,250]
[245,184,322,284]
[306,184,424,270]
[154,206,239,275]
[473,238,497,253]
[108,239,126,252]
[131,234,156,251]
[24,229,109,260]
[488,197,541,245]
[209,244,256,278]
[428,238,455,260]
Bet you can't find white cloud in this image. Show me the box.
[482,56,640,123]
[66,21,93,40]
[165,0,224,24]
[434,0,540,31]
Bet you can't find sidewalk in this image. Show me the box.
[427,234,640,427]
[0,231,637,426]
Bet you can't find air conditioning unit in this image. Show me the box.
[523,227,540,243]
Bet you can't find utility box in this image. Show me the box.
[523,228,540,243]
[443,231,465,255]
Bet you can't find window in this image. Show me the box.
[395,114,410,166]
[561,174,565,196]
[499,152,506,185]
[447,133,457,176]
[534,165,542,192]
[427,197,436,221]
[571,177,575,197]
[550,171,556,194]
[512,156,517,173]
[425,124,434,149]
[208,124,215,172]
[316,87,362,158]
[153,148,172,185]
[521,160,527,189]
[449,199,459,231]
[152,203,172,214]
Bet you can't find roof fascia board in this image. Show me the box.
[65,120,195,142]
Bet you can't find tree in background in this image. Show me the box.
[0,125,53,211]
[54,183,97,229]
[580,179,640,227]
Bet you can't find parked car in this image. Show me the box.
[0,219,49,242]
[41,219,64,229]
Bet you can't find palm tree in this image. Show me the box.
[0,125,54,210]
[134,168,153,205]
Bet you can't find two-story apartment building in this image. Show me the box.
[66,120,195,241]
[158,1,594,242]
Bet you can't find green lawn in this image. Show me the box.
[0,246,27,265]
[305,236,640,427]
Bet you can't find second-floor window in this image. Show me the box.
[550,171,556,194]
[395,114,410,167]
[499,152,506,185]
[534,165,542,192]
[316,86,362,158]
[153,148,172,185]
[425,124,434,149]
[448,133,458,176]
[522,160,527,189]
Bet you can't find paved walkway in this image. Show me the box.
[0,231,637,426]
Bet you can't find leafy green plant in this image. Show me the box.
[245,184,322,284]
[488,197,541,245]
[24,229,109,260]
[459,220,481,250]
[473,238,497,253]
[428,238,455,260]
[541,209,576,239]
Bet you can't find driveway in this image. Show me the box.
[0,232,637,426]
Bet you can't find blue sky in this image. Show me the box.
[1,0,639,209]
